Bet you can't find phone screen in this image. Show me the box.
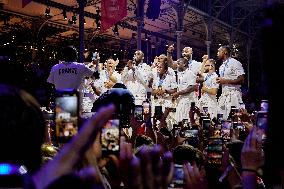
[142,101,150,115]
[101,119,120,155]
[203,106,209,114]
[256,111,268,130]
[155,106,163,119]
[134,105,143,121]
[170,164,184,187]
[207,138,223,166]
[221,121,231,141]
[217,113,223,124]
[184,129,198,138]
[183,129,199,148]
[55,90,79,143]
[202,119,211,130]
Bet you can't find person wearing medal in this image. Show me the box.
[196,59,219,119]
[216,46,245,119]
[97,58,121,94]
[152,55,177,120]
[172,58,196,123]
[121,50,151,105]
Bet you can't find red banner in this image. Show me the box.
[101,0,127,32]
[22,0,32,8]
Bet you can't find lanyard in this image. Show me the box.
[188,60,193,70]
[220,58,230,77]
[157,73,166,87]
[204,73,213,82]
[105,70,109,80]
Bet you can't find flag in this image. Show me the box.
[100,0,127,32]
[22,0,32,8]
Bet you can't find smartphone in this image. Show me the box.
[221,121,231,141]
[154,106,163,120]
[170,164,184,187]
[260,100,268,112]
[182,119,189,128]
[55,89,79,143]
[142,101,150,115]
[217,113,223,124]
[256,111,268,131]
[240,103,246,110]
[101,119,120,155]
[229,106,238,119]
[202,118,211,130]
[134,105,143,121]
[92,52,98,60]
[183,129,199,148]
[233,121,245,130]
[172,124,181,137]
[206,138,223,167]
[203,106,209,115]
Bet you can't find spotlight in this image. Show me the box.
[72,14,77,24]
[45,7,50,16]
[113,24,119,36]
[62,10,67,20]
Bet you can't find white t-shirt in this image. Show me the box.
[202,72,219,101]
[47,62,93,90]
[219,57,245,92]
[121,63,151,105]
[152,71,177,107]
[97,69,122,93]
[188,59,202,77]
[177,68,196,99]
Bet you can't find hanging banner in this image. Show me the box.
[22,0,32,8]
[101,0,127,32]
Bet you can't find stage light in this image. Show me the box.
[113,24,119,36]
[45,7,50,16]
[72,14,77,24]
[62,10,67,20]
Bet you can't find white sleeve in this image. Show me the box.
[210,75,219,89]
[121,67,134,83]
[47,67,55,84]
[185,69,196,86]
[134,65,150,86]
[114,72,122,83]
[234,60,245,77]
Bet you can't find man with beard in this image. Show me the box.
[182,47,202,77]
[182,47,203,99]
[121,50,151,105]
[172,58,196,123]
[216,46,245,119]
[196,59,219,119]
